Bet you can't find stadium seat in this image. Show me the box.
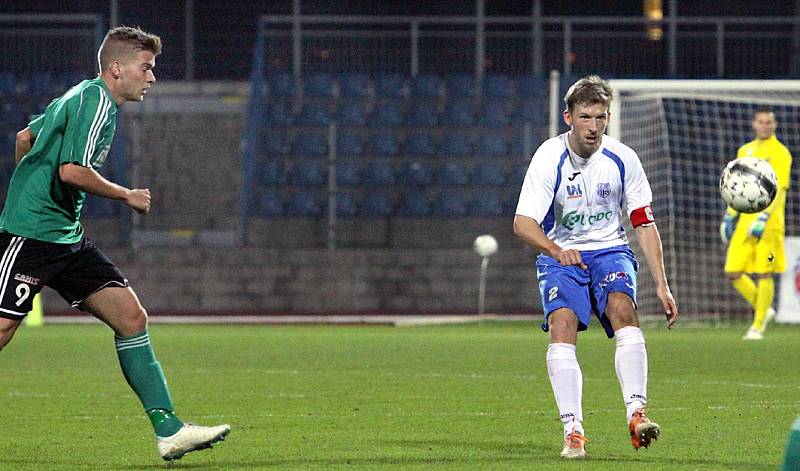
[82,195,115,217]
[288,161,327,186]
[362,161,396,186]
[260,132,293,156]
[303,73,334,97]
[405,131,436,157]
[336,101,366,126]
[336,132,364,157]
[367,130,400,157]
[445,73,476,97]
[469,192,504,216]
[398,192,431,216]
[410,74,441,97]
[517,74,549,97]
[335,160,360,186]
[269,73,298,97]
[298,102,332,126]
[471,162,506,186]
[478,100,511,126]
[0,131,15,159]
[375,73,405,98]
[441,99,474,126]
[256,191,283,216]
[338,73,370,97]
[482,74,513,97]
[398,161,433,186]
[506,163,528,187]
[512,129,548,156]
[28,73,53,95]
[292,133,327,156]
[0,73,15,96]
[361,192,394,216]
[438,131,472,157]
[432,191,469,216]
[504,191,521,215]
[513,99,548,125]
[257,160,287,186]
[476,132,509,157]
[286,191,322,216]
[406,100,438,126]
[435,161,470,185]
[333,192,358,217]
[266,100,294,127]
[370,101,404,127]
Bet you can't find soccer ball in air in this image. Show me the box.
[719,157,778,214]
[473,234,498,257]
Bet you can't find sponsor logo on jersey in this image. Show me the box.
[561,210,613,230]
[14,274,40,286]
[568,171,581,181]
[566,184,583,199]
[596,182,611,198]
[599,270,630,289]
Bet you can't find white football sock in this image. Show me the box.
[546,343,584,436]
[614,326,648,421]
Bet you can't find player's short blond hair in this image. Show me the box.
[564,75,613,113]
[97,26,162,73]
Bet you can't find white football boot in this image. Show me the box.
[742,326,763,340]
[157,423,231,461]
[560,432,588,459]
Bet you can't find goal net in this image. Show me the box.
[608,80,800,324]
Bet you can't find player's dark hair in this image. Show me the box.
[754,106,774,116]
[564,75,613,113]
[97,26,162,73]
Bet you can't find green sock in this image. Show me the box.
[782,417,800,471]
[115,330,183,437]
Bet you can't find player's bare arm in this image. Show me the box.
[513,214,588,269]
[59,163,151,214]
[15,127,35,164]
[634,223,678,329]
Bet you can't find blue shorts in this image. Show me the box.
[536,245,638,338]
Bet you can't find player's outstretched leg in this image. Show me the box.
[158,423,231,461]
[629,408,660,449]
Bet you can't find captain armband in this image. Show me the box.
[630,205,655,228]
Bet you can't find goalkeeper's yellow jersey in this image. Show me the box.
[735,134,792,235]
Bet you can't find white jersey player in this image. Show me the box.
[513,75,678,460]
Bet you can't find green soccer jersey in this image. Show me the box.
[0,77,118,243]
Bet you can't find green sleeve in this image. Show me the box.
[60,85,113,167]
[28,114,44,136]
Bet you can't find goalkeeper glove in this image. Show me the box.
[719,211,738,244]
[748,212,769,240]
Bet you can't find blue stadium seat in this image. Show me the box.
[435,162,469,185]
[0,132,15,158]
[375,73,405,98]
[256,191,284,216]
[398,192,430,216]
[370,101,403,127]
[399,161,433,186]
[336,132,364,157]
[361,192,394,216]
[506,163,529,186]
[292,133,327,156]
[338,73,370,97]
[438,131,471,157]
[0,73,15,96]
[298,102,332,126]
[482,74,513,97]
[405,132,436,157]
[445,73,476,97]
[303,73,334,97]
[257,160,287,186]
[288,161,327,186]
[269,73,298,97]
[410,74,441,98]
[432,191,468,216]
[504,191,521,215]
[333,192,358,217]
[82,195,116,217]
[471,162,506,186]
[513,100,548,125]
[517,75,549,97]
[512,129,549,156]
[479,100,511,126]
[441,100,474,126]
[266,100,294,126]
[336,101,366,126]
[260,132,293,156]
[367,130,400,157]
[406,101,438,126]
[28,73,52,95]
[336,160,360,186]
[286,191,322,216]
[362,161,395,186]
[476,132,509,157]
[469,192,504,216]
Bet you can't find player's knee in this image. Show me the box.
[118,306,148,336]
[606,293,638,328]
[0,321,20,351]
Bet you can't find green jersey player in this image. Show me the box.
[0,26,229,461]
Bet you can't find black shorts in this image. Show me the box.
[0,232,128,320]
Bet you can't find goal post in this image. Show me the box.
[608,80,800,323]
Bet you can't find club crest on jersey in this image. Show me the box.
[596,182,611,198]
[566,184,583,199]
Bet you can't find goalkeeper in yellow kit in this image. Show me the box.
[720,107,792,340]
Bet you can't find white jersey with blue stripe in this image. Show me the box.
[515,132,653,251]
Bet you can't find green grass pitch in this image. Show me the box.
[0,321,796,470]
